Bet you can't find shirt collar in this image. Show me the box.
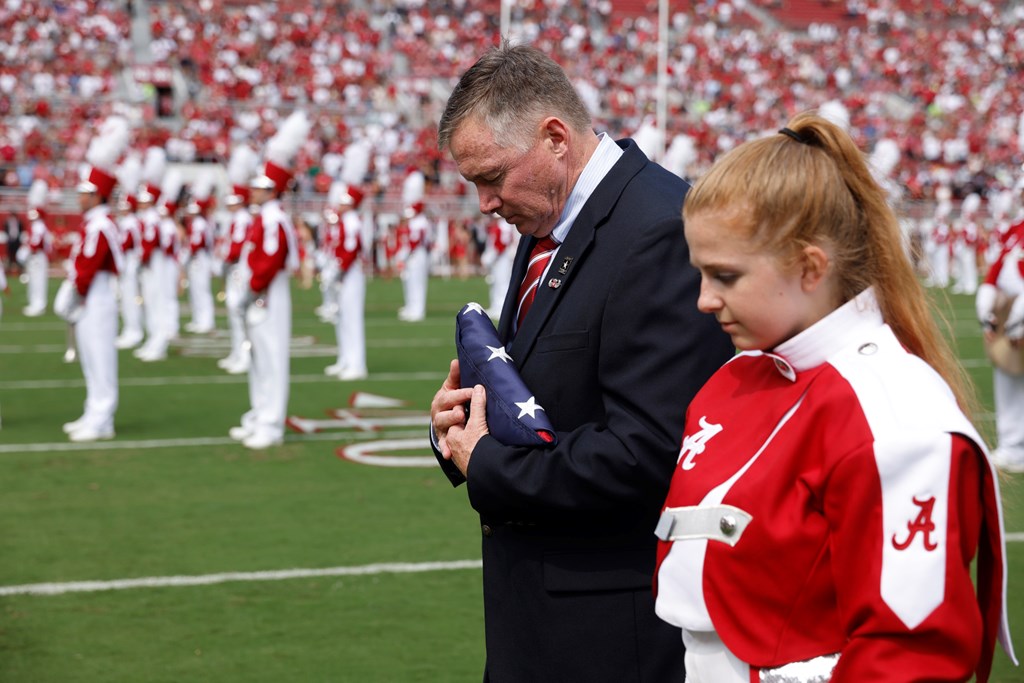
[767,287,884,380]
[549,132,623,244]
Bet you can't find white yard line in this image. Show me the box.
[0,429,424,454]
[0,560,483,597]
[0,371,445,391]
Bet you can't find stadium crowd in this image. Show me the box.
[1,0,1022,201]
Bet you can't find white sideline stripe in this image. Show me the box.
[0,560,484,597]
[1008,532,1024,542]
[0,371,445,391]
[0,429,424,454]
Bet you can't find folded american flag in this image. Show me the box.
[455,302,557,447]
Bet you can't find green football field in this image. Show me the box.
[0,274,1021,682]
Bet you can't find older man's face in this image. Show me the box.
[449,117,567,239]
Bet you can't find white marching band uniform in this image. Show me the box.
[398,204,429,322]
[976,219,1024,472]
[21,204,51,317]
[115,205,144,348]
[481,217,517,320]
[59,204,124,441]
[219,200,253,374]
[135,199,164,358]
[234,196,299,448]
[185,209,216,334]
[323,193,367,381]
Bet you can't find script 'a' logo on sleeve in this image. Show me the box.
[891,495,939,551]
[678,416,723,471]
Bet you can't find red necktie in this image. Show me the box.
[515,236,559,328]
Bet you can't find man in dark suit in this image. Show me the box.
[430,43,734,682]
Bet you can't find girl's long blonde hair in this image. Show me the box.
[683,111,978,418]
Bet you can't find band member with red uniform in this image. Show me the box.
[134,147,166,359]
[21,178,51,317]
[217,144,258,374]
[654,113,1015,681]
[57,116,129,442]
[323,180,367,380]
[228,111,309,450]
[184,169,217,335]
[976,210,1024,473]
[480,216,517,320]
[115,155,144,349]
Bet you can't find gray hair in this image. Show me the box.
[437,42,592,152]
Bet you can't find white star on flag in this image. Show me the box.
[462,302,486,315]
[515,396,544,419]
[486,345,513,363]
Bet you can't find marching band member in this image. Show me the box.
[217,144,258,374]
[20,178,52,317]
[976,202,1024,473]
[56,116,129,442]
[184,169,217,334]
[136,169,184,362]
[323,179,368,381]
[228,111,309,449]
[480,216,517,320]
[115,154,145,349]
[654,113,1014,682]
[134,147,167,359]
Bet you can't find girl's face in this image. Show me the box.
[685,206,835,351]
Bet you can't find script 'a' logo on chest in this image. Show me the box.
[678,416,723,470]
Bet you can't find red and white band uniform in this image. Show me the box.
[325,207,366,378]
[158,211,181,345]
[976,220,1024,471]
[654,289,1014,682]
[67,204,124,436]
[186,212,215,334]
[951,221,981,295]
[480,217,516,320]
[926,219,952,288]
[136,203,162,355]
[397,210,429,321]
[21,212,51,315]
[116,209,144,347]
[220,205,253,372]
[240,197,299,443]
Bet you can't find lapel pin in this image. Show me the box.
[547,278,562,289]
[558,256,573,274]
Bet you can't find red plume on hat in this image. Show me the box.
[78,115,130,199]
[253,110,311,193]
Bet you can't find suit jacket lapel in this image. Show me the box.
[508,140,648,362]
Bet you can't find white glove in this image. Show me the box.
[1006,295,1024,342]
[976,283,998,332]
[53,279,84,323]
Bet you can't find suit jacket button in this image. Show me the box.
[481,524,493,537]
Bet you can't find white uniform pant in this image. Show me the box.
[26,252,48,312]
[140,261,160,345]
[160,254,180,342]
[928,246,950,288]
[402,248,428,319]
[187,251,215,331]
[994,368,1024,462]
[241,272,291,440]
[224,263,250,363]
[952,249,978,294]
[74,272,118,432]
[119,254,143,338]
[332,265,366,373]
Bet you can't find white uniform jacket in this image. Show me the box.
[654,289,1014,682]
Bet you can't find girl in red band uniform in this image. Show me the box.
[653,112,1015,682]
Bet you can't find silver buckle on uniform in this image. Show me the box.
[654,504,752,547]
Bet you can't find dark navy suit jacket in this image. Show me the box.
[438,140,734,682]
